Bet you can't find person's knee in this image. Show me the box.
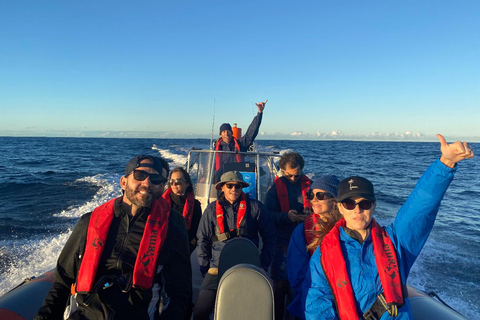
[193,290,216,319]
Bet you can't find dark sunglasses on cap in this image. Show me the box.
[131,170,166,185]
[307,191,334,201]
[341,199,374,210]
[225,183,243,190]
[169,178,187,186]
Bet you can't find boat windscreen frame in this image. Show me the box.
[186,149,281,208]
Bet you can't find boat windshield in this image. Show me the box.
[187,149,281,211]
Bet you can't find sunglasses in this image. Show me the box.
[283,171,301,179]
[341,199,374,210]
[307,191,334,201]
[131,170,166,185]
[169,178,187,186]
[225,183,243,190]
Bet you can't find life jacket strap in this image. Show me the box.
[363,292,403,320]
[211,228,246,242]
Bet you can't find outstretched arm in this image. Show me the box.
[390,134,474,269]
[239,100,267,149]
[437,133,474,168]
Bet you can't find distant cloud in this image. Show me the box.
[0,129,478,142]
[314,130,344,138]
[366,131,425,139]
[255,130,437,141]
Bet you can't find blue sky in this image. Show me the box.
[1,1,479,141]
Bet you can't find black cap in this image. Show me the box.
[219,123,232,135]
[336,176,376,202]
[125,155,165,177]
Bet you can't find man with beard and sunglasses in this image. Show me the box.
[194,171,276,320]
[265,151,312,320]
[305,135,474,320]
[35,155,192,320]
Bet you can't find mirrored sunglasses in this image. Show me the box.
[225,183,243,190]
[307,191,334,201]
[131,170,166,185]
[169,178,187,186]
[341,199,374,210]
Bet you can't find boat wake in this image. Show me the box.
[0,173,121,295]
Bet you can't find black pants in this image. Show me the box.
[193,274,218,320]
[273,279,295,320]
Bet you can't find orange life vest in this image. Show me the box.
[76,197,170,292]
[162,188,195,230]
[274,175,312,213]
[216,193,247,234]
[215,137,243,171]
[320,218,404,320]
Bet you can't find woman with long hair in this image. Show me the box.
[286,175,341,319]
[162,167,202,253]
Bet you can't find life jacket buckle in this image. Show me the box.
[117,273,133,293]
[362,309,379,320]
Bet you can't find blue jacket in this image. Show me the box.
[196,193,276,273]
[305,159,456,320]
[286,223,309,319]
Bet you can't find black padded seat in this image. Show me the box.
[217,237,261,280]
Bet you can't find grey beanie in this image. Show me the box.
[310,175,340,198]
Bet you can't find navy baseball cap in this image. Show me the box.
[336,176,376,202]
[125,155,166,177]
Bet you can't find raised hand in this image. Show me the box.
[437,134,474,168]
[255,99,268,113]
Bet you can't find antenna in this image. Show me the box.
[209,99,216,149]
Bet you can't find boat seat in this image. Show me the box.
[217,237,261,280]
[214,264,274,320]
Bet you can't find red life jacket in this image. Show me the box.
[320,218,404,320]
[274,175,312,213]
[76,197,170,293]
[303,213,320,256]
[162,188,195,230]
[216,193,247,234]
[215,137,243,171]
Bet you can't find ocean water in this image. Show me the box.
[0,137,478,318]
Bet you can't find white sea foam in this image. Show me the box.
[55,173,122,218]
[151,144,188,169]
[0,232,71,295]
[0,173,122,294]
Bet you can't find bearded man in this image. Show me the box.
[35,155,192,320]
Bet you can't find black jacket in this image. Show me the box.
[168,192,202,253]
[265,176,306,246]
[216,112,262,157]
[214,112,263,181]
[196,193,275,273]
[35,197,192,320]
